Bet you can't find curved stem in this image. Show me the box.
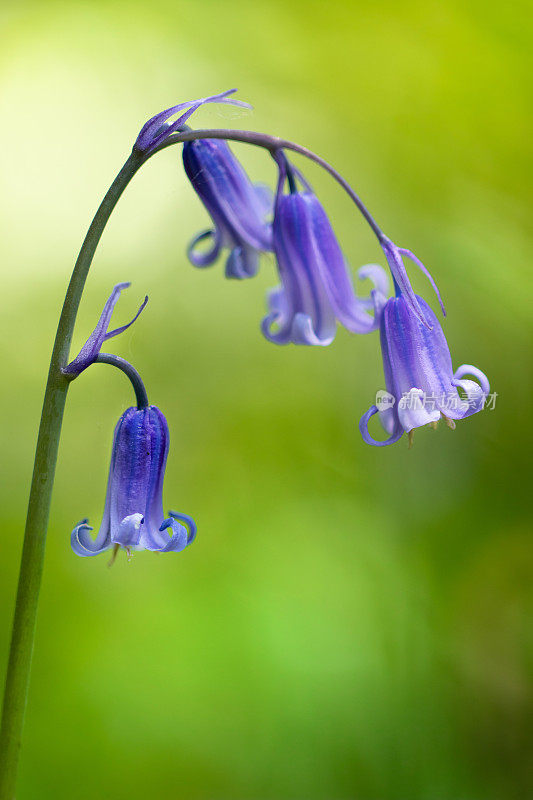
[94,354,149,409]
[151,128,386,242]
[0,149,146,799]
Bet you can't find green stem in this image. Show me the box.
[0,149,145,798]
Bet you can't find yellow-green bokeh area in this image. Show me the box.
[0,1,531,798]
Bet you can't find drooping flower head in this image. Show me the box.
[262,153,388,345]
[72,406,196,557]
[183,138,273,278]
[359,285,489,447]
[134,89,251,155]
[63,282,147,377]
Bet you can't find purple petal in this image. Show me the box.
[71,405,196,557]
[136,89,252,153]
[158,517,189,553]
[253,184,274,216]
[63,283,147,377]
[71,519,111,557]
[399,248,446,317]
[261,287,292,344]
[268,192,341,344]
[183,138,273,263]
[374,294,490,437]
[112,513,144,547]
[450,364,490,419]
[225,244,260,278]
[294,193,384,335]
[290,312,335,345]
[187,228,223,267]
[105,295,148,339]
[359,405,404,447]
[381,239,429,327]
[453,364,490,395]
[168,510,197,545]
[381,296,456,402]
[451,381,486,417]
[143,407,169,532]
[397,388,441,432]
[357,263,390,303]
[106,408,165,546]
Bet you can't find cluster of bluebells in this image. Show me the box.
[68,89,490,560]
[171,92,489,446]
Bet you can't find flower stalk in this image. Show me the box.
[0,149,145,799]
[94,354,149,409]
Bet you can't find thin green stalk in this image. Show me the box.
[0,149,145,798]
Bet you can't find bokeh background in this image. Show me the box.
[0,1,531,798]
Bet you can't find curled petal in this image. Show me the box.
[291,313,335,345]
[359,405,404,447]
[112,513,144,547]
[261,289,335,345]
[168,510,197,545]
[63,283,147,377]
[454,364,490,395]
[452,380,487,417]
[452,365,490,418]
[71,519,111,557]
[158,517,190,553]
[225,245,260,278]
[354,264,390,325]
[261,312,290,344]
[187,228,222,268]
[357,263,390,302]
[261,287,291,344]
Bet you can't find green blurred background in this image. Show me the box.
[0,1,531,798]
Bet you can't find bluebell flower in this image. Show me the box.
[134,89,251,155]
[359,293,490,447]
[262,155,388,345]
[63,283,147,377]
[183,138,273,278]
[71,406,196,557]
